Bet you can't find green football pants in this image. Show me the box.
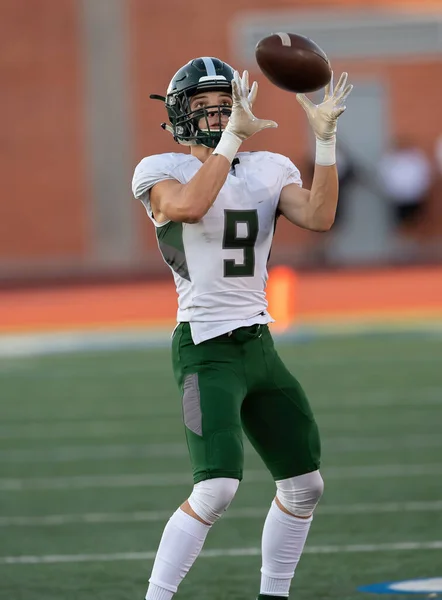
[172,322,321,484]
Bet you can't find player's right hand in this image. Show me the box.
[225,71,278,141]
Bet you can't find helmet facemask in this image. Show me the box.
[171,93,232,148]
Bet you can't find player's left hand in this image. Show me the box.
[296,72,353,142]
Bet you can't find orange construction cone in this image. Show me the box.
[267,265,298,332]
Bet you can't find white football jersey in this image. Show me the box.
[132,151,302,344]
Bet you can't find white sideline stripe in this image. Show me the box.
[0,321,440,358]
[1,500,441,527]
[2,541,442,565]
[1,463,441,491]
[1,434,442,463]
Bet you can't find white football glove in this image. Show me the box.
[225,70,278,141]
[296,72,353,142]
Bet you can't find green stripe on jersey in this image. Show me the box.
[156,222,190,281]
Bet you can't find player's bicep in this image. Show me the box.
[150,179,184,223]
[278,183,313,229]
[151,179,201,224]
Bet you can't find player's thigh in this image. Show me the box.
[241,349,321,480]
[172,324,246,484]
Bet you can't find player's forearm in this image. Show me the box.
[295,70,353,231]
[308,163,339,231]
[175,153,231,222]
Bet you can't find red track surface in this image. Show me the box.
[1,267,441,333]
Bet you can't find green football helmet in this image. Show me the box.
[150,57,235,148]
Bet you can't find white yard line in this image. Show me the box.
[1,357,441,380]
[1,406,441,440]
[1,500,441,527]
[325,434,442,453]
[0,421,167,441]
[315,388,442,409]
[2,386,441,412]
[2,540,442,565]
[0,463,441,491]
[0,443,187,462]
[1,434,441,463]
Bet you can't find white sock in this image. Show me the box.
[260,500,313,597]
[145,508,211,600]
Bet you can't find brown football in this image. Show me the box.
[255,33,332,93]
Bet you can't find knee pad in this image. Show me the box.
[276,470,324,517]
[187,477,240,525]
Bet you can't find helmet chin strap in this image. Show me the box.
[199,129,223,149]
[161,123,222,148]
[160,123,175,136]
[178,138,198,147]
[161,122,198,146]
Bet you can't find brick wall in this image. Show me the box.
[0,0,440,277]
[0,0,88,266]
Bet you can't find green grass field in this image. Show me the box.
[1,332,442,600]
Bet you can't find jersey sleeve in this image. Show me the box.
[282,156,303,188]
[132,154,184,227]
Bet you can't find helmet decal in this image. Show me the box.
[200,57,217,76]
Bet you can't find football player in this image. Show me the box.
[132,57,353,600]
